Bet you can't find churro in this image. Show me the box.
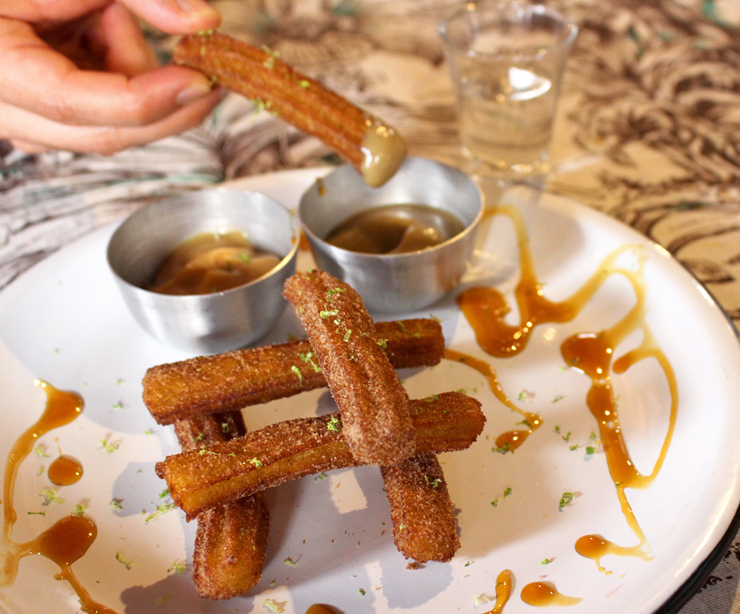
[156,392,485,520]
[174,32,407,187]
[381,453,459,563]
[143,318,443,425]
[175,412,269,599]
[283,271,415,465]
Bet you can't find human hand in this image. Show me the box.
[0,0,222,154]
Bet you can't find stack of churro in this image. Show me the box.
[147,271,485,599]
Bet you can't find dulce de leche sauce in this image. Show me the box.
[325,204,465,254]
[148,230,281,295]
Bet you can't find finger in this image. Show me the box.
[96,3,159,76]
[0,0,221,33]
[0,18,214,127]
[8,139,50,154]
[119,0,221,34]
[0,89,221,155]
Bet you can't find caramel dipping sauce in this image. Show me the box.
[148,230,281,295]
[324,204,465,254]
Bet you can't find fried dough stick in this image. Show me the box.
[143,318,443,425]
[174,413,269,599]
[283,271,416,465]
[174,32,406,187]
[381,453,459,563]
[156,392,485,520]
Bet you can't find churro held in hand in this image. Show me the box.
[174,32,407,187]
[283,271,415,465]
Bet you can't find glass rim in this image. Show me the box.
[438,1,579,60]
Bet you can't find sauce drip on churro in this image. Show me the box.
[520,582,582,606]
[360,117,408,188]
[456,205,678,566]
[326,204,465,254]
[0,381,117,613]
[48,454,83,486]
[483,569,513,613]
[148,230,280,295]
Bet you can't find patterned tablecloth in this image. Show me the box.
[1,1,739,611]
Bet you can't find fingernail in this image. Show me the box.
[176,0,218,18]
[176,75,213,105]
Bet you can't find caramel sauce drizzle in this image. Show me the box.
[443,349,541,451]
[455,205,678,574]
[520,582,582,607]
[0,380,117,614]
[48,455,83,486]
[483,569,513,614]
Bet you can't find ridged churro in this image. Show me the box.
[381,453,459,563]
[156,392,485,520]
[174,412,270,599]
[283,271,415,465]
[174,32,407,187]
[143,318,443,425]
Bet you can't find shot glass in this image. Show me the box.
[439,2,577,179]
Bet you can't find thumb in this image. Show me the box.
[119,0,221,35]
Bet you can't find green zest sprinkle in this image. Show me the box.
[72,504,87,517]
[359,589,366,596]
[299,80,310,88]
[541,558,552,565]
[424,476,442,489]
[396,321,406,331]
[263,599,287,614]
[221,422,230,433]
[27,511,46,516]
[168,560,186,574]
[291,365,303,385]
[554,426,561,434]
[112,402,123,411]
[327,415,341,432]
[300,352,322,372]
[570,444,579,451]
[343,329,352,342]
[492,443,511,454]
[326,287,346,300]
[586,446,596,455]
[250,458,263,468]
[284,557,297,567]
[377,338,388,351]
[159,489,170,499]
[116,552,133,570]
[194,432,205,442]
[110,499,123,511]
[320,309,340,318]
[552,395,564,403]
[314,472,328,481]
[491,499,499,507]
[559,492,574,508]
[238,252,251,262]
[33,446,49,458]
[562,431,572,442]
[145,503,176,524]
[39,488,64,506]
[424,394,440,403]
[99,436,121,454]
[503,487,512,498]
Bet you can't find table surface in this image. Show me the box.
[1,1,739,612]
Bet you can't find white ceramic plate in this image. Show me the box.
[1,169,739,614]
